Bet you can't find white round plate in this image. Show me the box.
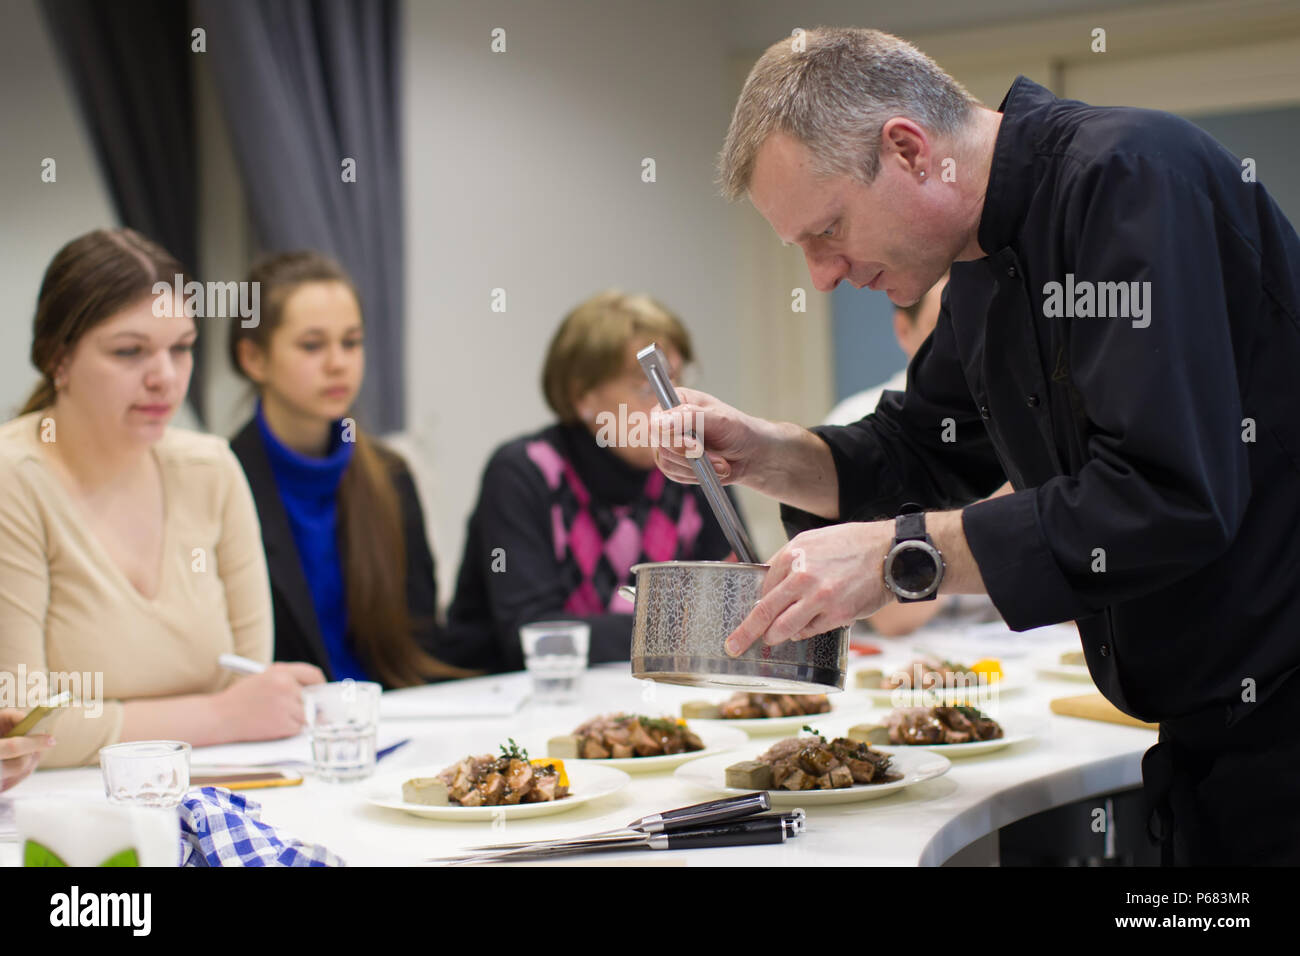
[685,700,863,736]
[1036,662,1094,683]
[851,672,1025,706]
[365,762,630,821]
[673,746,950,806]
[876,719,1038,758]
[549,724,749,773]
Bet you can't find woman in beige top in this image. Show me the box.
[0,229,324,768]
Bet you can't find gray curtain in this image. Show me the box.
[194,0,406,432]
[40,0,205,421]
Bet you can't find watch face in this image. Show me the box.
[891,543,939,594]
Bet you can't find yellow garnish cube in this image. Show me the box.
[971,658,1003,681]
[530,757,569,787]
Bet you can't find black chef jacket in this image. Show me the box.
[783,77,1300,750]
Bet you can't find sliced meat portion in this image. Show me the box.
[885,706,1004,744]
[570,713,707,757]
[434,749,570,806]
[753,734,899,791]
[797,744,838,777]
[504,759,533,794]
[719,692,830,719]
[629,720,662,756]
[886,708,946,745]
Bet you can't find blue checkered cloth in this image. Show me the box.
[178,786,346,867]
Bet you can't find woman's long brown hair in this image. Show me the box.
[20,229,188,416]
[230,251,474,686]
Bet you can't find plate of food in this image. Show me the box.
[673,728,950,806]
[846,706,1035,757]
[544,713,748,773]
[851,656,1022,705]
[679,691,851,735]
[366,739,630,821]
[1036,650,1094,683]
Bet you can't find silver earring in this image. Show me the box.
[919,170,926,179]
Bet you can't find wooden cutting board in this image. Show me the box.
[1050,693,1159,730]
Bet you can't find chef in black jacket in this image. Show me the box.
[654,28,1300,864]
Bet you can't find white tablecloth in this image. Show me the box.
[1,624,1157,867]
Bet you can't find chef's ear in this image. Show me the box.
[880,117,928,176]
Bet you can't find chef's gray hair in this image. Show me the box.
[718,28,978,200]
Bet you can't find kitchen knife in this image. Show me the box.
[437,812,804,865]
[451,791,772,854]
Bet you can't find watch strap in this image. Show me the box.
[895,511,927,542]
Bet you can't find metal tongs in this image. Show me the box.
[637,343,758,564]
[429,792,804,864]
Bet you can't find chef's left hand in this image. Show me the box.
[725,521,895,657]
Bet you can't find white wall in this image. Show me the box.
[0,0,116,418]
[721,0,1150,52]
[404,0,743,597]
[9,0,1293,606]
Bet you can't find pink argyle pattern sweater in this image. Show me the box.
[524,438,703,616]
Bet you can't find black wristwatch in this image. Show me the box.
[882,503,945,602]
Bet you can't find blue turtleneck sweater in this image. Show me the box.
[256,403,367,682]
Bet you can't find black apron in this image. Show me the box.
[1143,666,1300,865]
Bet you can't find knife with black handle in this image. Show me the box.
[440,812,804,864]
[454,791,773,853]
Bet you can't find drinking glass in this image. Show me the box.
[99,741,191,808]
[520,621,590,704]
[302,680,382,782]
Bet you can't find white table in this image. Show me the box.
[2,627,1158,866]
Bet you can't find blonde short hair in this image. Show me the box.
[718,27,978,200]
[542,290,694,424]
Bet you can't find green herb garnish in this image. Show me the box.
[801,724,826,741]
[640,716,682,734]
[499,738,529,761]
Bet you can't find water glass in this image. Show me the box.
[520,620,590,704]
[302,680,381,782]
[99,741,191,808]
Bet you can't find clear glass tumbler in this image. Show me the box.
[99,741,192,808]
[520,620,590,705]
[302,680,382,782]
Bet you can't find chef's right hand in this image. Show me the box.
[651,387,769,487]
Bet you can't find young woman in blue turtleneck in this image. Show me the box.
[227,251,472,688]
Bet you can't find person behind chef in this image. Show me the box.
[653,28,1300,865]
[436,290,744,673]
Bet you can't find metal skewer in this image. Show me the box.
[637,343,758,564]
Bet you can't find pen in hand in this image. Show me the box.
[218,653,268,675]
